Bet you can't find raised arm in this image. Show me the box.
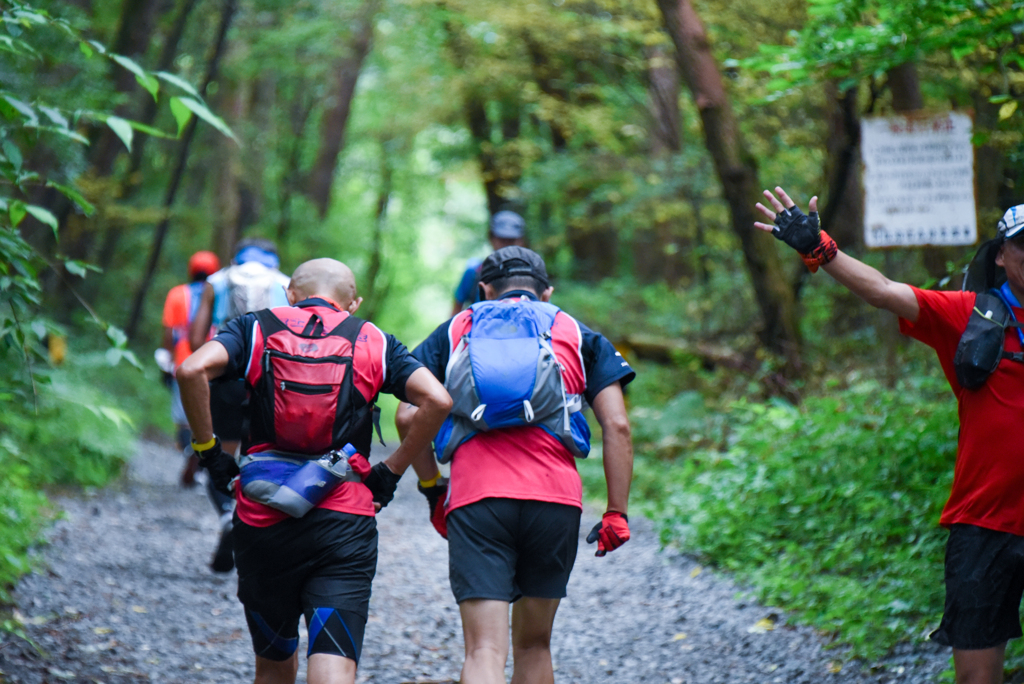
[754,187,919,323]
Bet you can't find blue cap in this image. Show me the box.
[489,211,526,240]
[341,444,358,457]
[235,245,279,269]
[998,205,1024,242]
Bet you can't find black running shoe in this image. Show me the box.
[210,527,234,573]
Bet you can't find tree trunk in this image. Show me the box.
[887,62,960,285]
[125,0,238,339]
[358,142,394,322]
[306,0,379,219]
[93,0,200,276]
[212,78,252,263]
[820,81,863,250]
[656,0,802,368]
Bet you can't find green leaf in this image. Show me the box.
[126,119,172,139]
[47,182,94,215]
[134,73,160,102]
[38,106,68,129]
[999,101,1018,121]
[62,259,101,279]
[87,40,106,56]
[106,116,133,152]
[25,205,58,235]
[9,201,26,227]
[106,325,128,348]
[176,97,237,142]
[168,97,193,136]
[78,40,93,58]
[2,140,22,172]
[38,125,88,145]
[155,71,200,98]
[2,96,37,126]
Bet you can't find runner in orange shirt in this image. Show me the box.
[159,251,220,485]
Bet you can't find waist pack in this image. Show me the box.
[238,446,362,518]
[247,308,380,456]
[954,290,1024,389]
[434,299,590,463]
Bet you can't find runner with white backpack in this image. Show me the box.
[396,246,636,684]
[187,237,291,572]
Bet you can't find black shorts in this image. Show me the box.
[209,379,246,441]
[930,523,1024,649]
[233,509,377,663]
[447,498,581,604]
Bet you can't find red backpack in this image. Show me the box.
[244,307,378,456]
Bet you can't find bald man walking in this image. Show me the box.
[178,258,452,684]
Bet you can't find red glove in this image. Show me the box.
[347,452,372,481]
[799,229,838,273]
[586,511,630,556]
[417,477,448,539]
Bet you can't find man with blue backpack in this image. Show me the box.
[397,246,635,684]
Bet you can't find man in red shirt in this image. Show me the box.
[398,246,635,684]
[756,188,1024,684]
[177,258,451,684]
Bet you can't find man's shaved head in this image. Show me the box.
[288,258,358,307]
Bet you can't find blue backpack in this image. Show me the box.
[433,299,591,463]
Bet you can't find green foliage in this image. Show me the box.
[609,378,960,661]
[0,351,159,602]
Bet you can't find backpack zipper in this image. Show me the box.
[279,380,334,394]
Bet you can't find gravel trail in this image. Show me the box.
[0,440,950,683]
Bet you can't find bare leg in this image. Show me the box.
[307,653,357,684]
[254,653,298,684]
[510,597,560,684]
[459,599,510,684]
[953,645,1006,684]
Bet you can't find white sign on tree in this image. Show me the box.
[861,112,976,248]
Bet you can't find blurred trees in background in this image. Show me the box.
[3,0,1022,387]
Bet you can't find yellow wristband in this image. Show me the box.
[192,436,217,452]
[419,473,442,488]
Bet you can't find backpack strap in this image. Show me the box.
[325,313,365,344]
[253,309,289,337]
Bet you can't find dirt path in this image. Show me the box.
[0,440,949,683]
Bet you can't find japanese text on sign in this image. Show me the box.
[861,112,976,248]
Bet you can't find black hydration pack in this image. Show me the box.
[953,291,1024,389]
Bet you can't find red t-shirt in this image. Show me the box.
[413,296,635,513]
[899,286,1024,536]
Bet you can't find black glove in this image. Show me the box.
[771,204,821,254]
[417,477,449,538]
[364,462,402,509]
[191,437,239,498]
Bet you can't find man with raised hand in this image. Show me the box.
[398,246,635,684]
[756,187,1024,684]
[177,258,451,684]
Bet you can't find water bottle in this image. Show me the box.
[267,444,359,518]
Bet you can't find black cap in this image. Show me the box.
[479,246,549,288]
[489,211,526,240]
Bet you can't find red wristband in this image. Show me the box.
[800,230,838,273]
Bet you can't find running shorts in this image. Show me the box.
[209,378,246,441]
[447,498,581,603]
[233,509,377,663]
[930,523,1024,649]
